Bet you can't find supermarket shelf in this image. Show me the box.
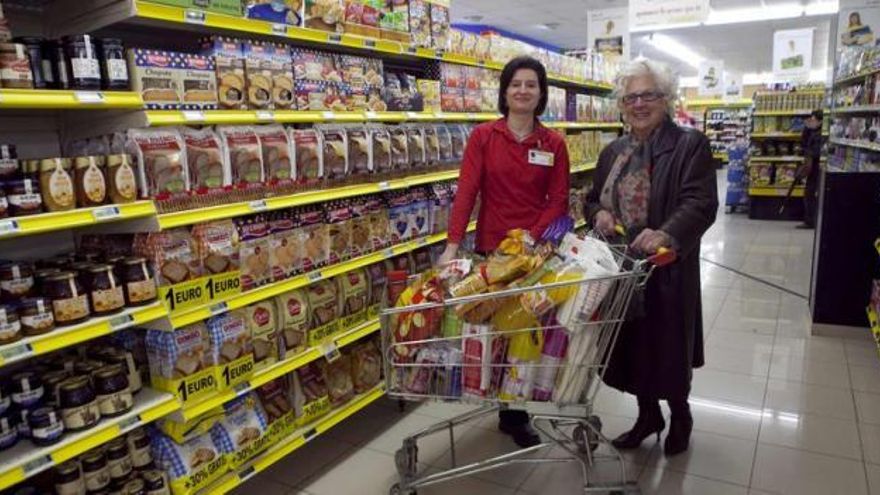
[126,1,613,94]
[202,383,386,494]
[0,388,178,491]
[829,138,880,153]
[748,186,805,198]
[749,156,805,163]
[158,169,459,229]
[145,110,501,126]
[0,89,143,109]
[834,68,880,88]
[831,105,880,115]
[687,99,753,109]
[0,201,157,240]
[712,152,728,160]
[165,223,473,329]
[751,132,803,139]
[753,110,814,116]
[544,121,623,130]
[571,161,597,173]
[177,319,381,421]
[0,301,167,369]
[867,306,880,359]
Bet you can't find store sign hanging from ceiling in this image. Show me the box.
[773,28,814,82]
[628,0,710,29]
[588,7,630,61]
[697,59,723,96]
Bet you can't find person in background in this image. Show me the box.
[585,58,717,456]
[438,55,570,448]
[799,109,824,229]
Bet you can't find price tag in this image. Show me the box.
[321,341,341,362]
[74,91,104,104]
[160,278,205,313]
[303,428,318,441]
[416,237,428,247]
[406,45,418,55]
[328,33,342,44]
[363,39,376,49]
[234,380,251,395]
[0,219,20,236]
[405,111,420,119]
[365,111,379,120]
[433,111,445,119]
[185,9,207,24]
[118,414,142,431]
[183,110,206,122]
[209,301,228,315]
[477,60,486,66]
[307,271,323,283]
[248,199,268,212]
[92,205,121,221]
[322,111,336,120]
[378,181,391,191]
[271,23,288,36]
[22,455,52,475]
[109,313,134,330]
[0,342,32,362]
[255,110,275,121]
[383,248,394,258]
[239,465,257,482]
[435,49,445,59]
[467,113,478,120]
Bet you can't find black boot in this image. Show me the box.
[664,398,693,456]
[498,410,540,448]
[611,396,665,450]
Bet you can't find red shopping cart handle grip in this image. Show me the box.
[647,247,677,267]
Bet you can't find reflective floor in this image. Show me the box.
[234,173,879,495]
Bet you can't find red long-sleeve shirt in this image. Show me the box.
[448,118,570,252]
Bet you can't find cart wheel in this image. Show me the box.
[574,416,602,453]
[395,446,418,477]
[390,483,417,495]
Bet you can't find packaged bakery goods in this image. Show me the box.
[247,0,302,26]
[326,200,352,265]
[206,311,254,389]
[293,363,331,424]
[179,127,228,196]
[450,124,466,162]
[298,206,330,271]
[180,53,219,110]
[269,43,295,109]
[408,0,431,48]
[405,125,426,169]
[350,340,381,392]
[146,324,216,403]
[255,377,293,426]
[268,210,301,281]
[368,124,392,177]
[366,195,389,250]
[254,125,295,187]
[409,186,431,238]
[243,41,273,110]
[127,48,181,109]
[151,429,227,494]
[337,269,368,325]
[192,220,240,275]
[218,126,265,189]
[349,198,371,258]
[305,0,345,32]
[236,215,271,290]
[201,36,246,110]
[436,124,453,164]
[243,301,278,371]
[274,289,309,358]
[127,128,189,203]
[317,125,348,182]
[389,126,409,172]
[293,48,340,83]
[346,125,370,176]
[387,190,411,244]
[320,355,354,406]
[429,182,451,234]
[364,262,385,318]
[306,279,339,344]
[210,393,270,467]
[423,125,440,165]
[135,228,201,286]
[293,128,323,187]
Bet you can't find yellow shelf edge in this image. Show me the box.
[0,89,143,109]
[144,110,501,126]
[751,133,801,139]
[686,99,753,108]
[571,161,597,173]
[180,320,381,421]
[748,186,805,197]
[831,105,880,115]
[830,138,880,153]
[753,110,814,116]
[545,121,623,130]
[0,201,156,240]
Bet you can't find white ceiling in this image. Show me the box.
[451,0,837,77]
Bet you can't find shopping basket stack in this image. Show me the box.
[380,226,666,495]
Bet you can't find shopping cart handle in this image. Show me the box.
[647,247,677,267]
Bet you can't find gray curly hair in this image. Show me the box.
[614,57,679,116]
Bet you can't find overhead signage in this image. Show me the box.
[629,0,710,29]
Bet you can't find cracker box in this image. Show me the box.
[179,53,218,110]
[127,49,182,110]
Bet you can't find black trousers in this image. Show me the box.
[499,409,529,426]
[803,164,819,227]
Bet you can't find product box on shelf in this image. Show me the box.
[145,0,244,15]
[244,41,275,110]
[201,36,247,110]
[179,53,219,110]
[127,49,183,110]
[246,0,303,26]
[305,0,345,32]
[146,324,218,405]
[408,0,431,48]
[343,0,382,38]
[429,0,450,51]
[151,427,229,495]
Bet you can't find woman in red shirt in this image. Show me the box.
[439,56,570,447]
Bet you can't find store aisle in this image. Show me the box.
[233,174,880,495]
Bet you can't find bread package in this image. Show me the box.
[268,210,301,281]
[405,125,426,169]
[146,323,213,382]
[349,198,371,258]
[179,127,228,195]
[337,269,368,319]
[136,228,202,286]
[436,124,453,164]
[293,128,323,186]
[151,430,224,484]
[325,200,353,265]
[127,128,189,201]
[192,220,240,275]
[305,0,345,32]
[201,36,246,110]
[350,341,381,393]
[450,124,466,162]
[294,362,329,417]
[429,182,451,234]
[180,53,219,110]
[409,186,431,238]
[127,49,182,109]
[244,41,274,110]
[292,48,341,83]
[364,262,386,313]
[388,126,409,172]
[320,355,354,406]
[387,190,412,244]
[236,215,271,290]
[269,43,295,109]
[306,279,339,330]
[298,206,330,271]
[274,289,310,358]
[368,125,392,177]
[255,125,295,186]
[346,125,370,177]
[423,125,440,165]
[255,377,293,425]
[206,311,253,366]
[209,393,268,456]
[366,195,389,251]
[218,126,265,188]
[317,125,348,182]
[244,301,278,370]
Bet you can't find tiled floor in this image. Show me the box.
[233,174,879,495]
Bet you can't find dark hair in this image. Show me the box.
[810,109,824,121]
[498,56,548,117]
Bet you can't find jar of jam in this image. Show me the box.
[44,271,91,326]
[98,39,128,90]
[18,297,54,336]
[106,154,138,204]
[4,179,42,216]
[122,478,145,495]
[0,262,34,301]
[39,158,75,212]
[0,411,18,450]
[0,304,21,345]
[75,252,102,263]
[0,43,34,89]
[105,350,142,394]
[32,267,59,294]
[12,37,47,89]
[28,406,64,446]
[41,370,70,408]
[58,376,100,432]
[0,143,17,180]
[75,156,107,207]
[11,372,43,409]
[106,437,133,482]
[73,359,103,377]
[84,264,124,315]
[55,460,85,495]
[81,450,111,492]
[120,258,157,306]
[64,35,100,90]
[127,428,152,470]
[94,365,132,417]
[141,470,169,495]
[15,407,31,438]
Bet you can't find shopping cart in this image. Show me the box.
[380,235,672,495]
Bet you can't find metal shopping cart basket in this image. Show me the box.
[380,236,672,495]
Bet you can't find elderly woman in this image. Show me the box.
[585,58,718,456]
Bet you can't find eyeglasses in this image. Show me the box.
[621,91,666,105]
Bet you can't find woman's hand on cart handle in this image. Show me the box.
[631,228,677,266]
[647,247,677,267]
[438,243,460,267]
[594,210,618,236]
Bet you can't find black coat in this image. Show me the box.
[585,119,718,400]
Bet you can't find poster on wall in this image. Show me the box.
[723,73,743,101]
[773,28,813,82]
[837,5,880,50]
[698,60,724,96]
[588,7,630,60]
[629,0,710,29]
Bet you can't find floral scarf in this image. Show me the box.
[599,135,652,233]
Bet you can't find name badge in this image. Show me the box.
[528,149,554,167]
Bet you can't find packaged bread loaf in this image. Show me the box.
[293,362,329,418]
[206,311,253,366]
[151,430,224,486]
[450,124,466,162]
[366,195,389,250]
[218,126,265,188]
[179,127,228,195]
[389,126,409,172]
[429,182,451,234]
[146,323,213,382]
[255,125,295,186]
[292,48,341,83]
[349,198,371,258]
[350,340,381,393]
[127,48,181,109]
[192,220,240,275]
[325,200,352,265]
[368,125,392,177]
[298,207,329,271]
[423,125,440,165]
[244,301,278,370]
[346,125,370,177]
[236,215,271,290]
[306,279,338,330]
[320,355,354,406]
[255,377,293,424]
[127,128,189,202]
[268,210,301,281]
[317,125,348,182]
[405,125,426,169]
[337,269,368,319]
[201,36,246,110]
[364,262,386,314]
[136,228,202,286]
[436,124,453,164]
[209,393,268,456]
[274,289,309,358]
[292,128,323,187]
